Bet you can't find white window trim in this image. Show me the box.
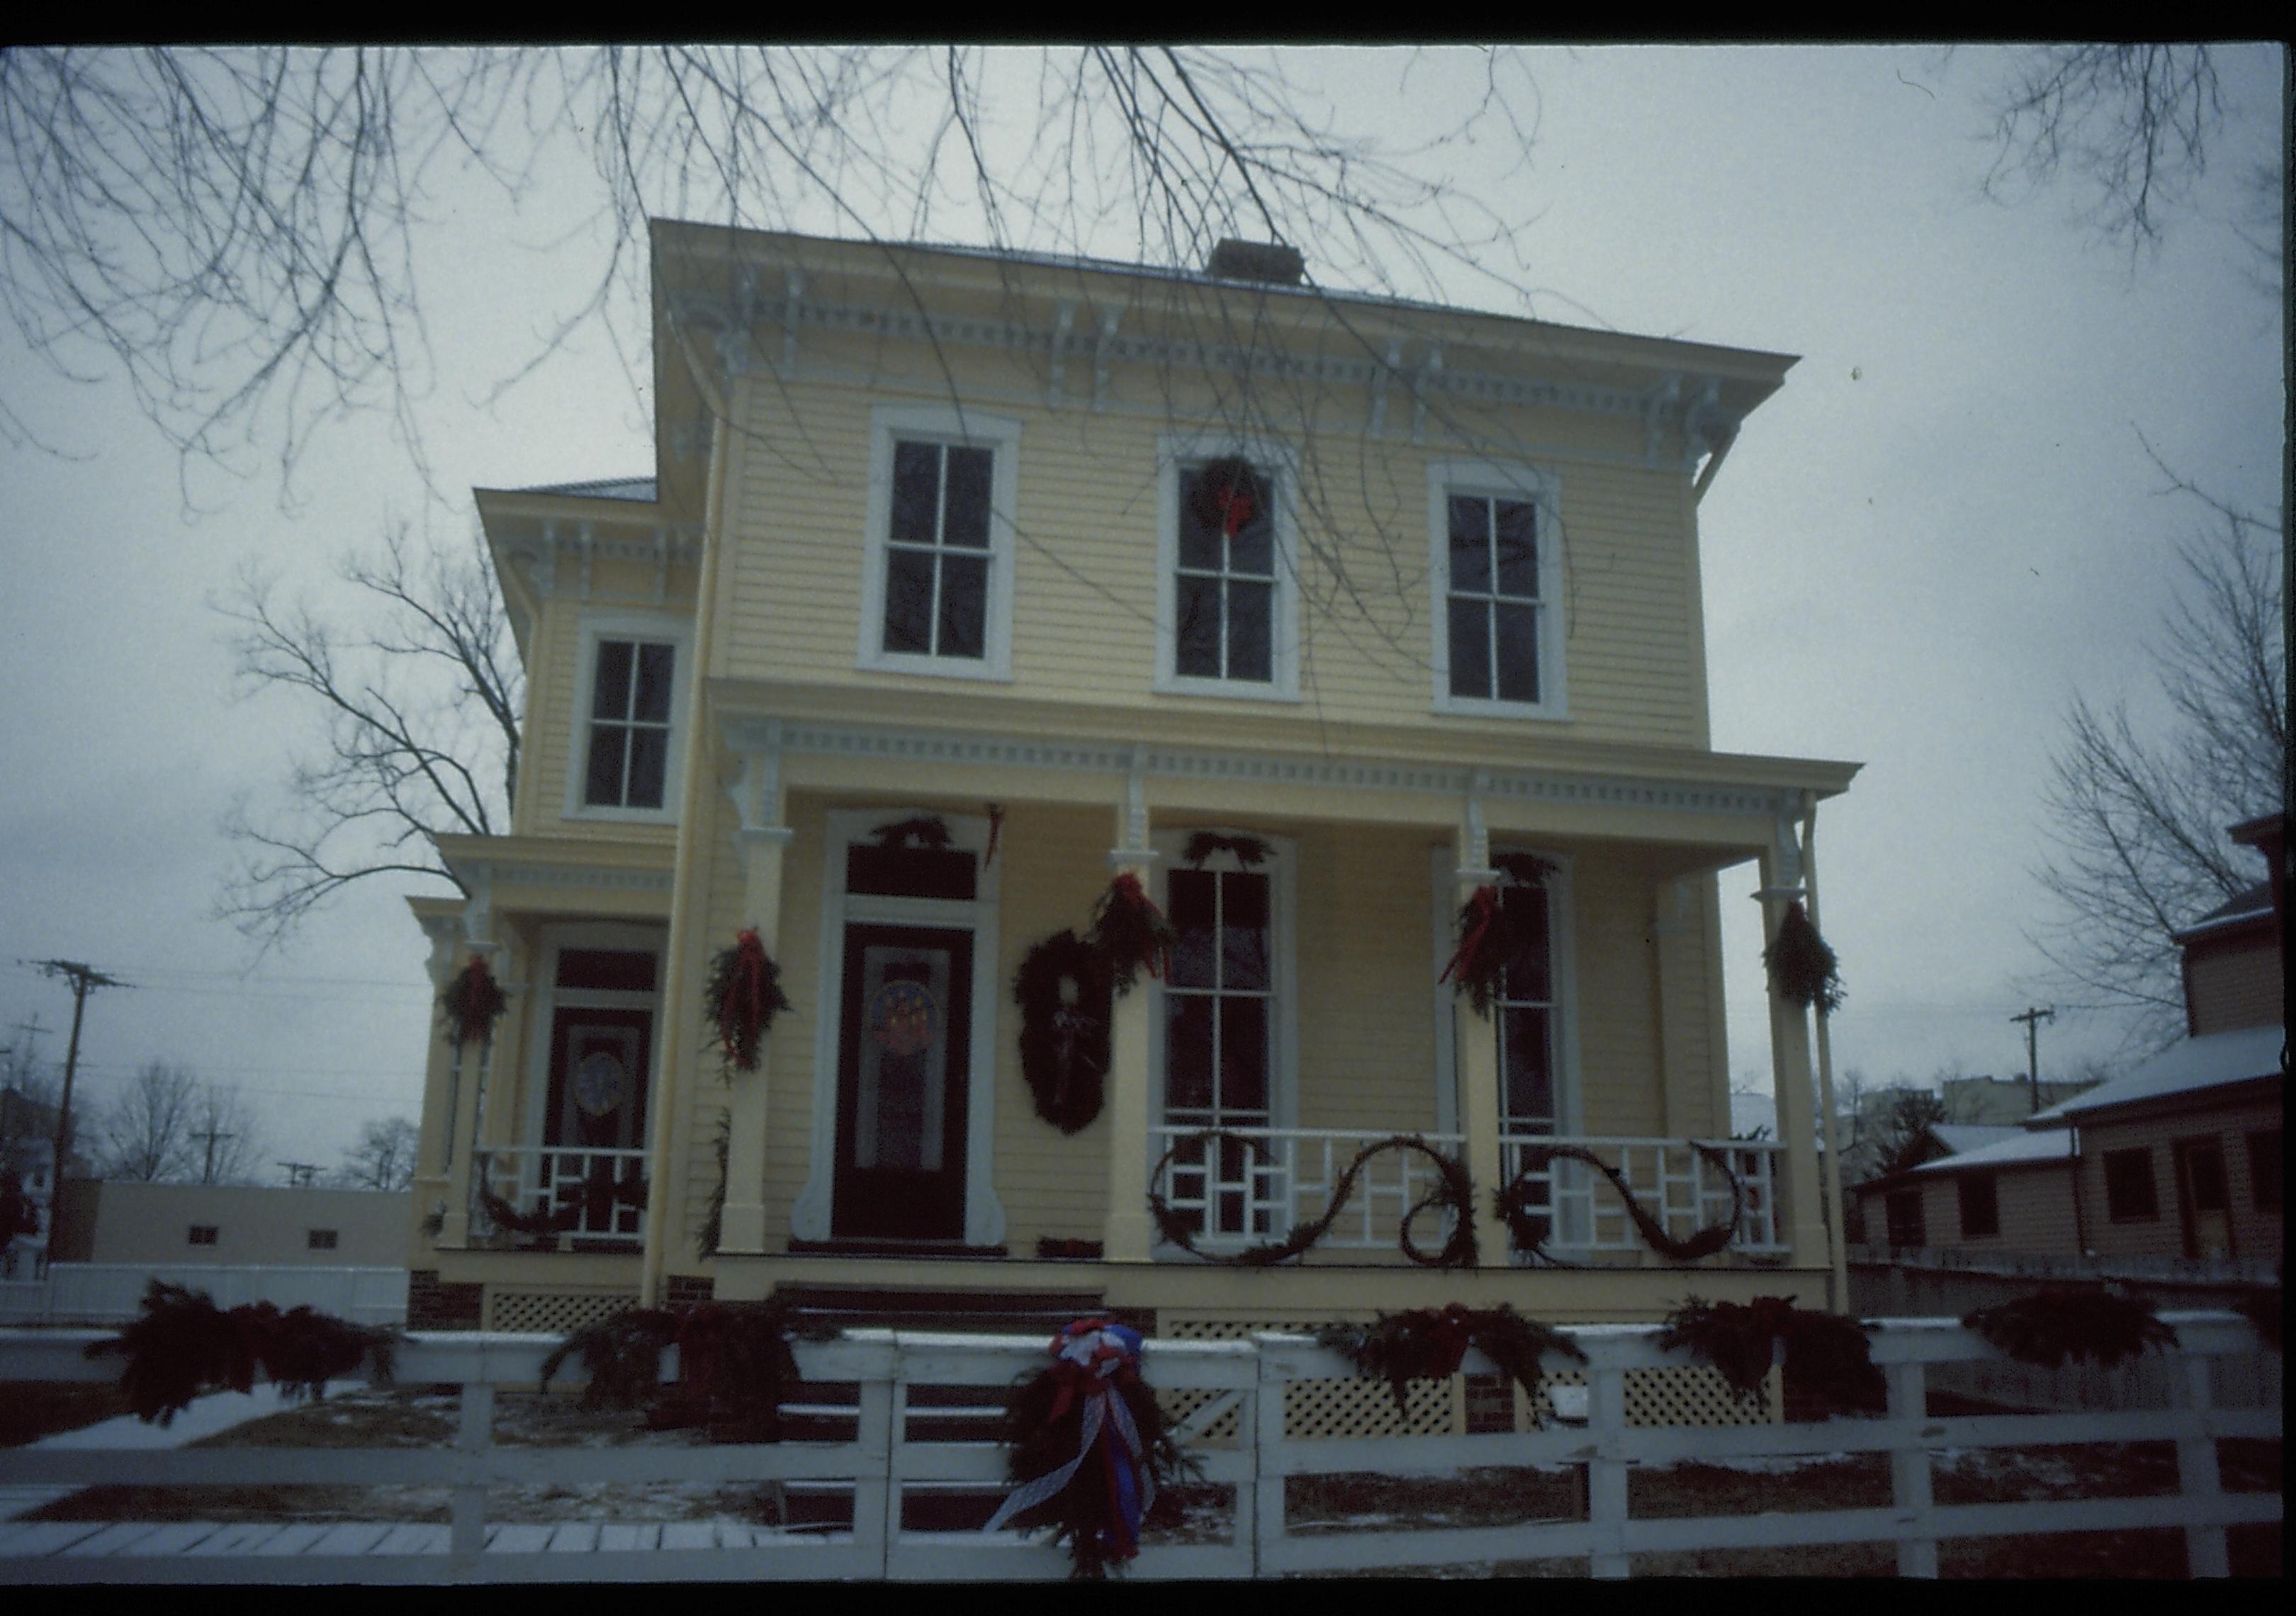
[1426,458,1569,721]
[519,924,668,1152]
[1148,828,1301,1131]
[1430,845,1580,1139]
[1153,432,1302,702]
[790,808,1008,1247]
[856,403,1020,683]
[563,610,695,825]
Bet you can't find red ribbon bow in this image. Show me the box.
[718,929,770,1066]
[1107,872,1169,980]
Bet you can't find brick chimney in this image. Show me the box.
[1205,239,1305,286]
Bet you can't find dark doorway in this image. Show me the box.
[833,924,973,1241]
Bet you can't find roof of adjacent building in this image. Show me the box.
[2027,1024,2286,1124]
[2173,880,2275,940]
[1930,1124,2024,1156]
[1904,1127,2078,1177]
[518,476,658,503]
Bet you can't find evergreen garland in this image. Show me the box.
[1181,831,1269,868]
[704,928,790,1075]
[1764,900,1845,1014]
[1658,1295,1884,1413]
[991,1320,1194,1579]
[1087,872,1176,997]
[1147,1131,1476,1268]
[476,1167,648,1241]
[438,953,508,1050]
[1497,1141,1748,1264]
[539,1297,835,1438]
[1962,1286,2179,1369]
[86,1280,399,1425]
[1013,929,1114,1133]
[870,814,953,850]
[1317,1303,1587,1423]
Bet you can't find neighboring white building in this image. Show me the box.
[75,1182,410,1268]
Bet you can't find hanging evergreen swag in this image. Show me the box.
[984,1319,1194,1580]
[539,1297,835,1440]
[1765,900,1845,1014]
[87,1281,400,1425]
[1189,456,1265,539]
[870,814,952,850]
[1962,1286,2178,1369]
[1659,1295,1884,1414]
[1440,856,1556,1016]
[477,1168,648,1240]
[1014,930,1114,1134]
[1088,872,1176,997]
[1181,830,1268,868]
[704,928,790,1074]
[438,953,508,1050]
[1317,1303,1587,1423]
[1497,1141,1748,1264]
[1147,1132,1477,1268]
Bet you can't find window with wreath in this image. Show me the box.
[582,638,676,811]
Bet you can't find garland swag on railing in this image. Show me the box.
[539,1298,835,1440]
[1962,1286,2179,1369]
[1496,1140,1748,1264]
[87,1280,400,1425]
[704,928,790,1076]
[475,1164,649,1241]
[1147,1131,1476,1268]
[1659,1295,1884,1415]
[1317,1303,1587,1423]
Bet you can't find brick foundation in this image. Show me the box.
[1463,1371,1515,1434]
[407,1268,484,1330]
[665,1274,716,1309]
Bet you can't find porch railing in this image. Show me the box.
[1149,1126,1469,1252]
[469,1148,649,1247]
[1498,1135,1784,1257]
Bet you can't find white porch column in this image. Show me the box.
[437,928,505,1250]
[1756,819,1828,1267]
[1101,758,1159,1264]
[1452,798,1514,1268]
[719,729,791,1255]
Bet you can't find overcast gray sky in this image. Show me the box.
[1,45,2283,1175]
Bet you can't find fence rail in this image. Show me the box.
[0,1314,2278,1581]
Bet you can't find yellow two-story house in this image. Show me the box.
[406,221,1859,1393]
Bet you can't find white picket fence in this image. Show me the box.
[0,1266,408,1326]
[0,1314,2278,1581]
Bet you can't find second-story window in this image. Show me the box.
[883,440,992,660]
[583,639,675,810]
[1429,461,1565,718]
[1174,459,1275,683]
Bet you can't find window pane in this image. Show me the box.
[1495,500,1538,597]
[1227,580,1272,683]
[1227,510,1273,577]
[1500,884,1551,1002]
[591,639,633,721]
[584,724,626,806]
[1178,468,1222,571]
[1495,602,1540,704]
[1448,596,1490,698]
[882,549,935,653]
[625,726,668,809]
[1166,994,1215,1112]
[1219,995,1268,1115]
[1176,575,1222,678]
[942,447,993,548]
[890,442,940,545]
[1220,871,1270,989]
[1502,1006,1553,1124]
[632,642,675,724]
[1166,869,1217,988]
[937,554,987,658]
[1448,496,1491,591]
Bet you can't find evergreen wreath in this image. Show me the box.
[539,1296,836,1439]
[476,1167,648,1241]
[1013,929,1113,1133]
[1317,1303,1587,1422]
[986,1319,1195,1580]
[1087,872,1176,997]
[438,953,508,1050]
[870,814,953,850]
[1147,1131,1477,1268]
[1181,831,1269,868]
[1497,1141,1748,1264]
[1188,456,1266,539]
[1764,900,1845,1014]
[1439,856,1557,1016]
[1659,1295,1884,1413]
[1962,1286,2178,1369]
[87,1280,400,1425]
[704,928,790,1074]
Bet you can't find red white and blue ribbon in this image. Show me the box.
[984,1319,1152,1559]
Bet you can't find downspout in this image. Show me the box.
[1801,792,1850,1313]
[638,319,735,1308]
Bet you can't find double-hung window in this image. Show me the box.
[1429,461,1565,717]
[859,405,1018,681]
[583,639,676,811]
[1157,442,1298,699]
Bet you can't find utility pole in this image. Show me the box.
[31,960,131,1256]
[2010,1005,2055,1116]
[278,1161,320,1188]
[191,1126,237,1185]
